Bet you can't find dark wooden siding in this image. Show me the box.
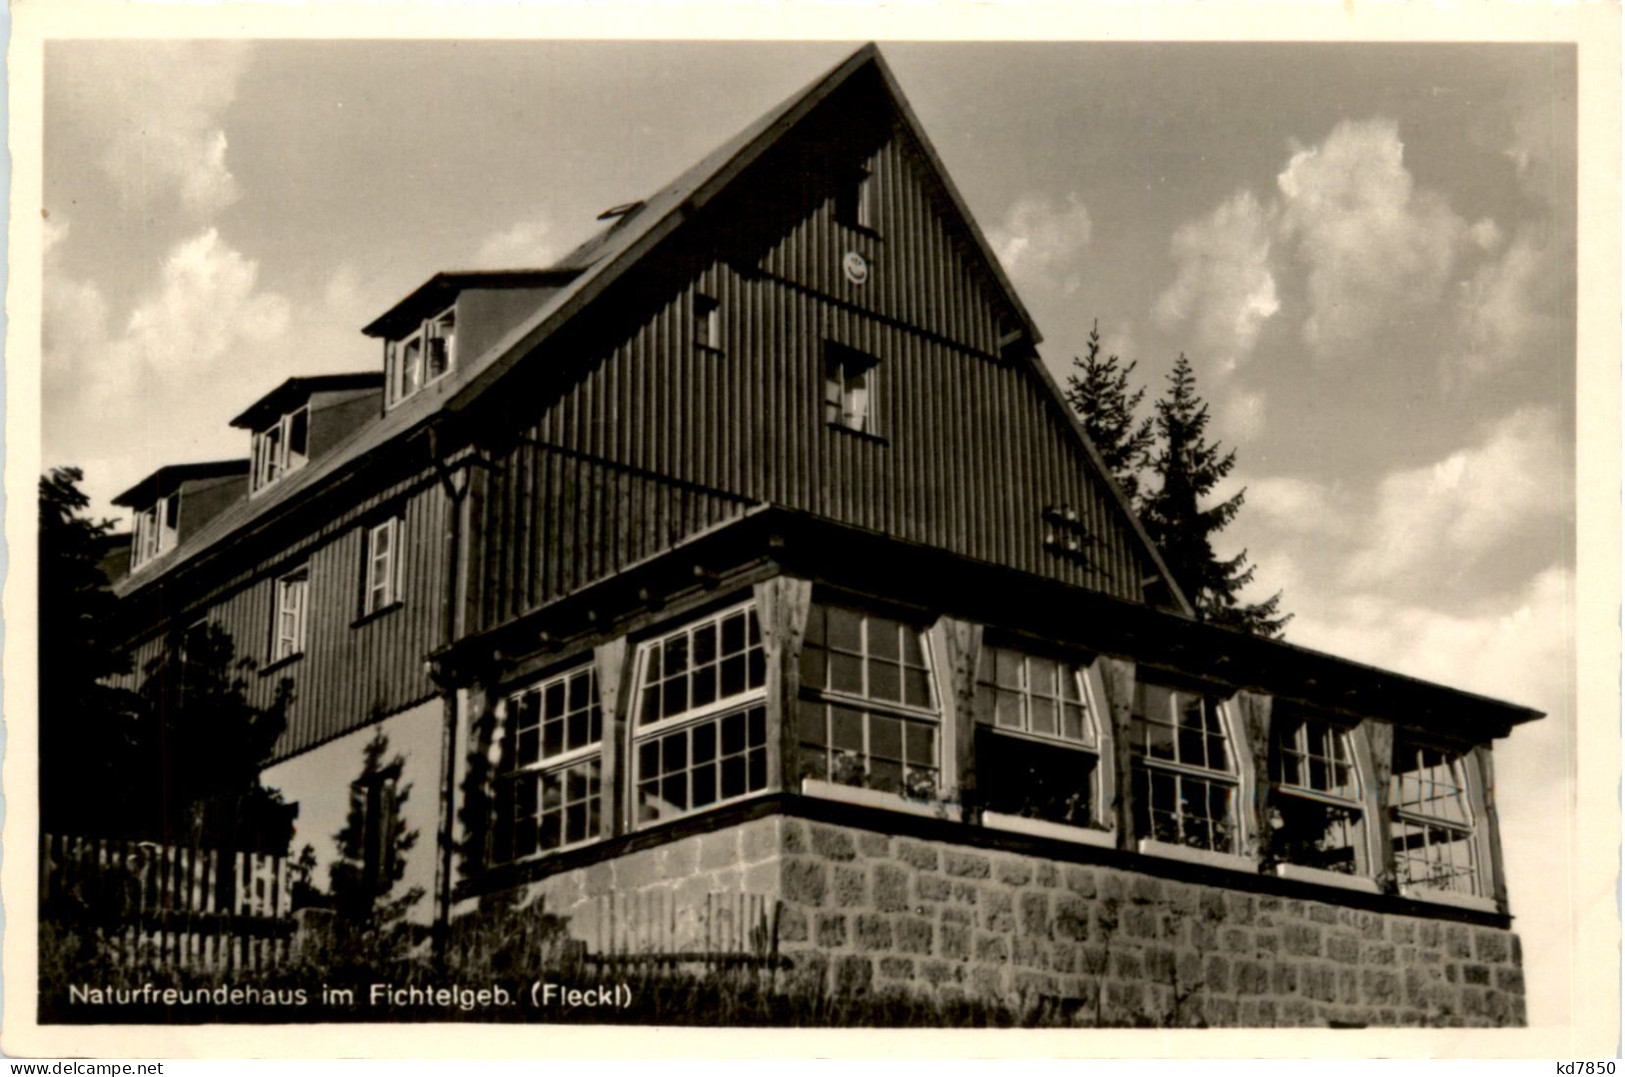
[114,475,448,763]
[463,112,1156,637]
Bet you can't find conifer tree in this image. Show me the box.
[1065,321,1156,507]
[329,729,423,959]
[1142,354,1290,638]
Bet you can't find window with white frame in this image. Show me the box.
[974,644,1104,828]
[362,516,405,616]
[694,294,721,351]
[632,601,769,825]
[1268,712,1365,875]
[796,603,940,799]
[130,494,180,570]
[1390,739,1480,896]
[493,663,604,862]
[251,407,310,495]
[1129,682,1240,854]
[824,343,877,434]
[272,567,309,662]
[386,306,456,408]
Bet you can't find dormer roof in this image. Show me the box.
[111,460,250,509]
[229,372,385,431]
[361,269,580,341]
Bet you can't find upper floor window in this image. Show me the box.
[836,167,875,231]
[796,603,939,798]
[824,343,877,434]
[632,601,768,825]
[130,494,180,570]
[362,515,406,616]
[694,294,722,351]
[974,644,1104,828]
[1391,739,1480,896]
[251,407,309,495]
[1268,713,1365,875]
[272,567,309,662]
[1129,683,1239,855]
[494,663,603,862]
[386,306,456,408]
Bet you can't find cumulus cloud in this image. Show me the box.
[987,193,1093,294]
[474,216,563,268]
[1455,228,1558,375]
[1243,474,1342,535]
[1275,119,1470,356]
[1214,388,1268,444]
[59,41,253,216]
[1154,191,1279,370]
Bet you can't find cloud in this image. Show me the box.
[62,41,253,217]
[1154,190,1279,370]
[1454,228,1558,375]
[987,193,1093,294]
[1345,406,1567,585]
[473,216,563,268]
[1243,474,1341,535]
[1275,119,1470,356]
[1214,388,1267,444]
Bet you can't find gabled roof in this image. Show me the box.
[111,460,250,509]
[114,43,1186,617]
[229,372,385,430]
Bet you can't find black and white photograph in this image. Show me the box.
[5,1,1618,1059]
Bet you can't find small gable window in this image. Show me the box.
[824,342,878,434]
[251,406,309,495]
[131,494,180,570]
[836,167,875,232]
[694,294,722,351]
[387,306,456,409]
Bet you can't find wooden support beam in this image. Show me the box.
[594,638,632,838]
[936,617,983,817]
[1097,657,1138,851]
[1231,690,1273,860]
[1473,743,1510,911]
[1361,718,1397,892]
[754,576,813,795]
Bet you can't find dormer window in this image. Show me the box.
[387,306,456,408]
[251,406,309,495]
[130,494,179,570]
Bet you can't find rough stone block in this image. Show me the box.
[855,913,893,952]
[709,866,743,893]
[1104,981,1145,1025]
[584,861,615,898]
[893,839,938,872]
[857,831,891,858]
[1238,998,1277,1026]
[1036,862,1060,889]
[1221,927,1252,952]
[1012,969,1060,1001]
[1462,964,1491,986]
[871,862,909,912]
[1129,876,1162,905]
[1167,882,1199,915]
[1495,966,1525,994]
[1205,996,1239,1027]
[1190,921,1220,950]
[612,849,661,889]
[782,949,827,995]
[1205,954,1230,993]
[1280,998,1318,1027]
[1390,919,1416,945]
[995,856,1033,887]
[941,905,972,926]
[698,829,740,871]
[1234,959,1270,996]
[833,954,873,995]
[951,881,981,906]
[1284,923,1323,957]
[783,857,828,906]
[879,955,915,980]
[1418,921,1441,948]
[1201,891,1229,923]
[1444,924,1472,959]
[832,864,866,908]
[740,819,779,864]
[1308,902,1339,925]
[1255,931,1280,955]
[919,959,957,985]
[1111,951,1142,979]
[1053,893,1090,941]
[976,932,1009,963]
[743,860,779,895]
[1101,873,1128,903]
[1305,963,1337,1002]
[982,889,1015,933]
[917,873,950,902]
[896,916,934,955]
[1079,946,1109,975]
[1143,946,1176,982]
[809,824,857,862]
[944,851,992,879]
[1124,906,1159,940]
[778,904,809,943]
[1273,960,1299,994]
[816,912,848,948]
[1012,934,1050,970]
[1355,910,1386,941]
[1363,968,1402,1006]
[941,922,973,962]
[1326,935,1361,963]
[782,819,808,854]
[1065,866,1098,898]
[1019,891,1051,937]
[660,840,700,881]
[1475,929,1511,964]
[970,964,1008,998]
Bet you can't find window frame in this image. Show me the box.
[250,405,310,496]
[836,167,876,232]
[693,293,722,352]
[795,600,944,802]
[271,565,310,663]
[1128,681,1248,865]
[492,661,606,863]
[360,515,406,618]
[1266,710,1375,883]
[1389,736,1487,902]
[628,599,771,830]
[130,494,179,570]
[386,305,456,410]
[823,342,879,435]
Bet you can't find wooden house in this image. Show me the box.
[104,44,1539,1026]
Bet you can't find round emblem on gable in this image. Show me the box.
[842,250,869,286]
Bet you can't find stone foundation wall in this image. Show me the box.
[502,814,1526,1028]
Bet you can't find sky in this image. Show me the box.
[41,40,1578,1026]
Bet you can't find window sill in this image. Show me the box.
[982,811,1116,848]
[1275,862,1381,894]
[1399,885,1500,914]
[1137,839,1255,874]
[825,423,888,445]
[260,652,305,676]
[801,778,954,821]
[352,601,404,629]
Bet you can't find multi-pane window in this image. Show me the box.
[824,343,877,434]
[796,603,940,799]
[130,495,180,569]
[633,602,769,825]
[1129,683,1240,854]
[1391,739,1480,896]
[694,294,721,350]
[974,645,1102,827]
[494,664,604,862]
[1268,713,1364,874]
[251,408,309,495]
[273,567,309,662]
[362,516,405,616]
[387,306,457,408]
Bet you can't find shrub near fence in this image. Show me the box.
[41,834,294,972]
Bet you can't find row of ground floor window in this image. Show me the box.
[444,576,1502,914]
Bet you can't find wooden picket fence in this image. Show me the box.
[576,890,784,973]
[40,834,296,971]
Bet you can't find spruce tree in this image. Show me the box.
[329,729,423,961]
[1142,355,1290,638]
[1065,321,1156,507]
